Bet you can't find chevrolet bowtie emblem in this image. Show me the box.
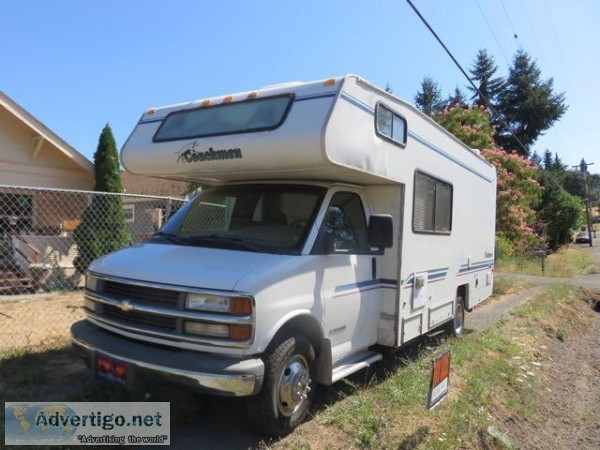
[117,300,134,312]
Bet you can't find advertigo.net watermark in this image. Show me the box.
[4,402,170,446]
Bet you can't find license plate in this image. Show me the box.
[96,354,127,385]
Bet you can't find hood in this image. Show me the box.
[89,242,287,291]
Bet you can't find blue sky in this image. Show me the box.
[2,0,598,173]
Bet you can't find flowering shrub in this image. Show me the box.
[434,106,542,252]
[481,148,542,249]
[433,105,494,150]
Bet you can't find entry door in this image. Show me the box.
[318,192,382,361]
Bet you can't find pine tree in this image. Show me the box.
[415,77,444,115]
[542,149,553,171]
[74,125,130,273]
[445,87,468,109]
[552,153,565,172]
[496,49,567,154]
[530,150,542,168]
[467,49,504,108]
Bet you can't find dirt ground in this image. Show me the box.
[493,291,600,450]
[0,291,84,353]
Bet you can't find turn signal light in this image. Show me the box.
[230,325,252,341]
[230,297,253,315]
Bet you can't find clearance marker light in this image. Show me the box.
[201,99,211,106]
[222,96,233,103]
[323,78,337,86]
[145,108,156,116]
[247,92,258,99]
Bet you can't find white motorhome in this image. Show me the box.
[71,75,496,435]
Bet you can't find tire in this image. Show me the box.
[246,336,315,436]
[448,294,465,338]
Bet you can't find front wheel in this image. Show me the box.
[246,336,315,436]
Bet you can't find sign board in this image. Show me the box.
[427,349,451,410]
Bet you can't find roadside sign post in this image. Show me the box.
[427,349,451,410]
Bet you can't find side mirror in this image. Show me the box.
[368,215,393,250]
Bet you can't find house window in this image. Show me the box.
[123,204,135,223]
[375,103,407,147]
[413,172,452,234]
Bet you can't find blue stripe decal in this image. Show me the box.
[427,267,449,274]
[459,265,492,273]
[340,92,375,115]
[334,278,398,293]
[428,272,447,280]
[296,92,337,102]
[138,117,164,124]
[339,92,492,183]
[459,259,495,272]
[408,131,493,183]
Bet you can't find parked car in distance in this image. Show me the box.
[575,230,591,243]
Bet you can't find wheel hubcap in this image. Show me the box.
[278,355,311,417]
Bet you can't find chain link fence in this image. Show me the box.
[0,184,186,353]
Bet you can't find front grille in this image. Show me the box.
[102,304,177,331]
[102,280,181,309]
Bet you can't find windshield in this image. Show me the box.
[155,184,325,254]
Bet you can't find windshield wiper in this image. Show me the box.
[153,231,185,244]
[182,234,268,253]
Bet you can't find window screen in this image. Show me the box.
[413,172,452,234]
[154,95,293,142]
[376,103,407,146]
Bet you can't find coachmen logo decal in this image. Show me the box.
[176,141,242,164]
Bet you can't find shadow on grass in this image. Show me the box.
[310,329,454,416]
[0,328,457,449]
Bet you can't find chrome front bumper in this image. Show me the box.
[71,320,264,397]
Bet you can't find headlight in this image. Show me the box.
[185,294,252,315]
[85,275,98,291]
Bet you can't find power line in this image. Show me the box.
[473,0,511,65]
[500,0,519,40]
[404,0,530,155]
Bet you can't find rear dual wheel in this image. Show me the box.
[449,294,465,337]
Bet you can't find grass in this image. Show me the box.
[1,285,593,449]
[496,247,596,278]
[278,284,591,449]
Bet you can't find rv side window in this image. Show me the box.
[375,103,407,147]
[413,172,452,234]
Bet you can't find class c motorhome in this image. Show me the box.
[71,75,497,435]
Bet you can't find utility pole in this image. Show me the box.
[573,159,595,247]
